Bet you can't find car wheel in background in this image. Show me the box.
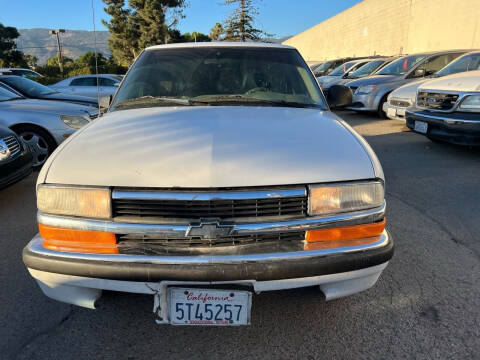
[15,125,56,168]
[377,94,389,119]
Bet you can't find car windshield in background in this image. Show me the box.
[313,61,333,75]
[1,76,55,97]
[0,85,22,101]
[112,47,327,111]
[376,55,427,75]
[349,60,385,78]
[436,53,480,76]
[329,62,356,76]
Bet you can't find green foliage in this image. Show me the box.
[169,30,211,43]
[221,0,270,41]
[0,23,34,67]
[102,0,187,66]
[209,23,225,41]
[46,56,73,67]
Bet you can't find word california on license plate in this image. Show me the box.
[168,288,252,326]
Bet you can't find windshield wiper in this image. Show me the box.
[191,95,320,109]
[114,96,193,109]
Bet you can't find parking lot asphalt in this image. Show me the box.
[1,111,479,360]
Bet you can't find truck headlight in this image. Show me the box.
[308,181,384,216]
[37,185,111,219]
[60,115,90,129]
[458,95,480,112]
[355,85,377,95]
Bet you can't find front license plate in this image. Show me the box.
[397,108,406,116]
[414,120,428,134]
[168,288,252,326]
[387,107,396,118]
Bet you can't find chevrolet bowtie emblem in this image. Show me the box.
[186,223,234,239]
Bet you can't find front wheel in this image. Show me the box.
[15,125,57,168]
[377,94,389,119]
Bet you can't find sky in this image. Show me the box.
[0,0,363,39]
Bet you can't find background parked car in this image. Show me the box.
[0,75,98,108]
[406,70,480,145]
[312,57,366,77]
[345,50,468,117]
[337,56,399,84]
[0,68,43,80]
[385,50,480,120]
[50,74,123,98]
[0,86,96,167]
[0,125,32,189]
[317,58,387,96]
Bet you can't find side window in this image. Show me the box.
[70,77,97,86]
[422,54,462,76]
[98,77,116,86]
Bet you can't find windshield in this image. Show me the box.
[313,61,333,75]
[112,47,326,111]
[0,85,22,101]
[348,60,385,78]
[329,62,356,76]
[436,53,480,76]
[1,76,55,97]
[376,55,427,75]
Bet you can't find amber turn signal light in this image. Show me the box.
[39,224,118,254]
[305,219,385,243]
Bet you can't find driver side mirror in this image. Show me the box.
[99,95,112,109]
[327,85,353,108]
[414,68,425,77]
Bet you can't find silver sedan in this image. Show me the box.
[0,86,97,167]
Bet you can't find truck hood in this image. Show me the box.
[43,106,376,188]
[0,98,95,116]
[419,70,480,92]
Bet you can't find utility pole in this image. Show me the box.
[49,29,65,74]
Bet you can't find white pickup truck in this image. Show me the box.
[406,70,480,145]
[23,42,393,326]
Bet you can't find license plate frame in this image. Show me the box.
[167,287,252,326]
[414,120,428,134]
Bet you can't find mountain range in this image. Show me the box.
[16,29,292,65]
[16,28,111,65]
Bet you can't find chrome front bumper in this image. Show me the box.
[24,230,392,309]
[24,204,393,308]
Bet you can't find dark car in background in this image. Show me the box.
[313,57,366,77]
[0,125,32,190]
[0,76,98,108]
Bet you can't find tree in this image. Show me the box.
[221,0,270,41]
[102,0,139,66]
[102,0,186,65]
[46,56,73,67]
[0,23,28,67]
[209,23,225,41]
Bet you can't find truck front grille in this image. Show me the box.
[117,231,306,253]
[113,191,308,220]
[417,92,459,111]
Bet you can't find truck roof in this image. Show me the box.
[146,42,295,51]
